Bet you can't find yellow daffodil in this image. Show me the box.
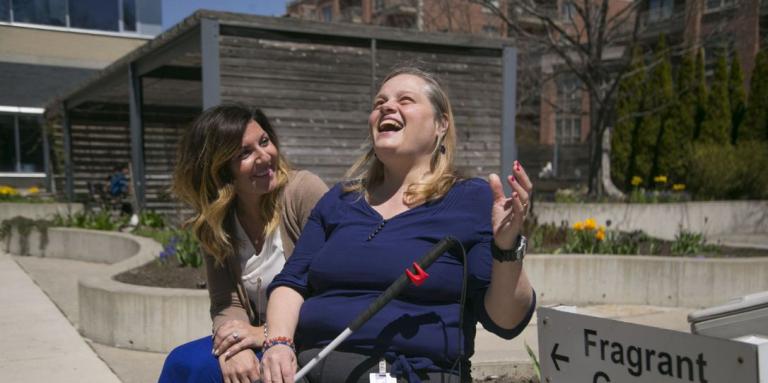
[672,183,686,191]
[630,176,642,186]
[0,185,18,196]
[584,218,597,231]
[573,221,584,231]
[27,186,40,194]
[595,230,606,241]
[653,175,668,184]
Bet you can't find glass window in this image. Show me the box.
[122,0,136,31]
[70,0,119,31]
[322,5,332,22]
[561,1,575,19]
[13,0,67,26]
[0,0,10,22]
[482,24,499,36]
[18,116,44,173]
[0,115,15,172]
[556,74,582,144]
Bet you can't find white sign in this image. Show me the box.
[537,306,762,383]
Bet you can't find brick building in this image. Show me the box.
[286,0,510,37]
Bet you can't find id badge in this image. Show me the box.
[369,373,397,383]
[369,358,397,383]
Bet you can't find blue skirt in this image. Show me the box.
[158,336,222,383]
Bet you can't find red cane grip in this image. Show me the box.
[406,262,429,286]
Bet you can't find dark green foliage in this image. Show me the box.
[693,50,709,140]
[612,45,646,189]
[0,216,50,256]
[687,141,768,199]
[699,52,731,143]
[729,53,747,144]
[647,35,687,183]
[743,50,768,142]
[677,51,697,143]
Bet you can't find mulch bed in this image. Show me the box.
[114,258,207,289]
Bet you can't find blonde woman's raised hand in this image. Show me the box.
[489,160,533,250]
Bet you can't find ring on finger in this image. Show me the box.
[232,332,239,340]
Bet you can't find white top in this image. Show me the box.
[235,214,285,323]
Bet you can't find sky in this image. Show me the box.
[162,0,289,30]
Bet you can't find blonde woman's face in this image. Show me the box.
[369,74,444,162]
[230,120,279,198]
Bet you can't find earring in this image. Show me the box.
[439,144,446,154]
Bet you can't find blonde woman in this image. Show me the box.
[259,67,536,383]
[159,104,327,383]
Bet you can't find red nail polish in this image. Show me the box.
[514,161,521,171]
[509,175,517,183]
[513,192,519,198]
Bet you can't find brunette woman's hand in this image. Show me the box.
[489,160,533,250]
[261,344,297,383]
[219,348,260,383]
[213,320,264,359]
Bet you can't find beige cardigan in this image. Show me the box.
[204,169,328,332]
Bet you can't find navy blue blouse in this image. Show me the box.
[269,178,536,376]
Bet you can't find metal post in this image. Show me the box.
[40,115,53,192]
[128,62,145,210]
[62,103,74,202]
[501,46,518,195]
[201,18,221,109]
[370,38,377,101]
[13,115,21,172]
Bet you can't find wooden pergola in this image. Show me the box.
[45,10,518,213]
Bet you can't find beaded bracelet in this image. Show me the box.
[262,336,296,353]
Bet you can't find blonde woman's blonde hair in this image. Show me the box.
[344,66,459,205]
[172,104,290,265]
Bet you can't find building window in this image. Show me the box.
[482,0,500,14]
[0,115,15,172]
[482,24,499,36]
[561,1,575,20]
[648,0,673,23]
[12,0,67,27]
[322,5,332,22]
[122,0,136,31]
[0,0,10,22]
[374,0,384,11]
[3,0,140,33]
[70,0,119,31]
[705,0,735,11]
[0,114,44,173]
[556,75,582,144]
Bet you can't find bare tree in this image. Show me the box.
[471,0,645,195]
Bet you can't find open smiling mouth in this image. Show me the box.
[378,119,403,133]
[252,168,274,179]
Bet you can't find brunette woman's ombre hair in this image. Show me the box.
[172,104,290,265]
[344,65,458,205]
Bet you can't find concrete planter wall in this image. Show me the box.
[527,254,768,308]
[9,225,768,352]
[7,227,138,263]
[0,202,83,222]
[7,227,209,353]
[535,201,768,240]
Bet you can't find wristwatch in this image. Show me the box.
[491,235,527,262]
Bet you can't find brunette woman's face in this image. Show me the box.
[368,74,444,162]
[230,120,279,198]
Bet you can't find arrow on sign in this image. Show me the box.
[551,343,570,371]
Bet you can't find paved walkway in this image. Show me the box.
[0,252,120,383]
